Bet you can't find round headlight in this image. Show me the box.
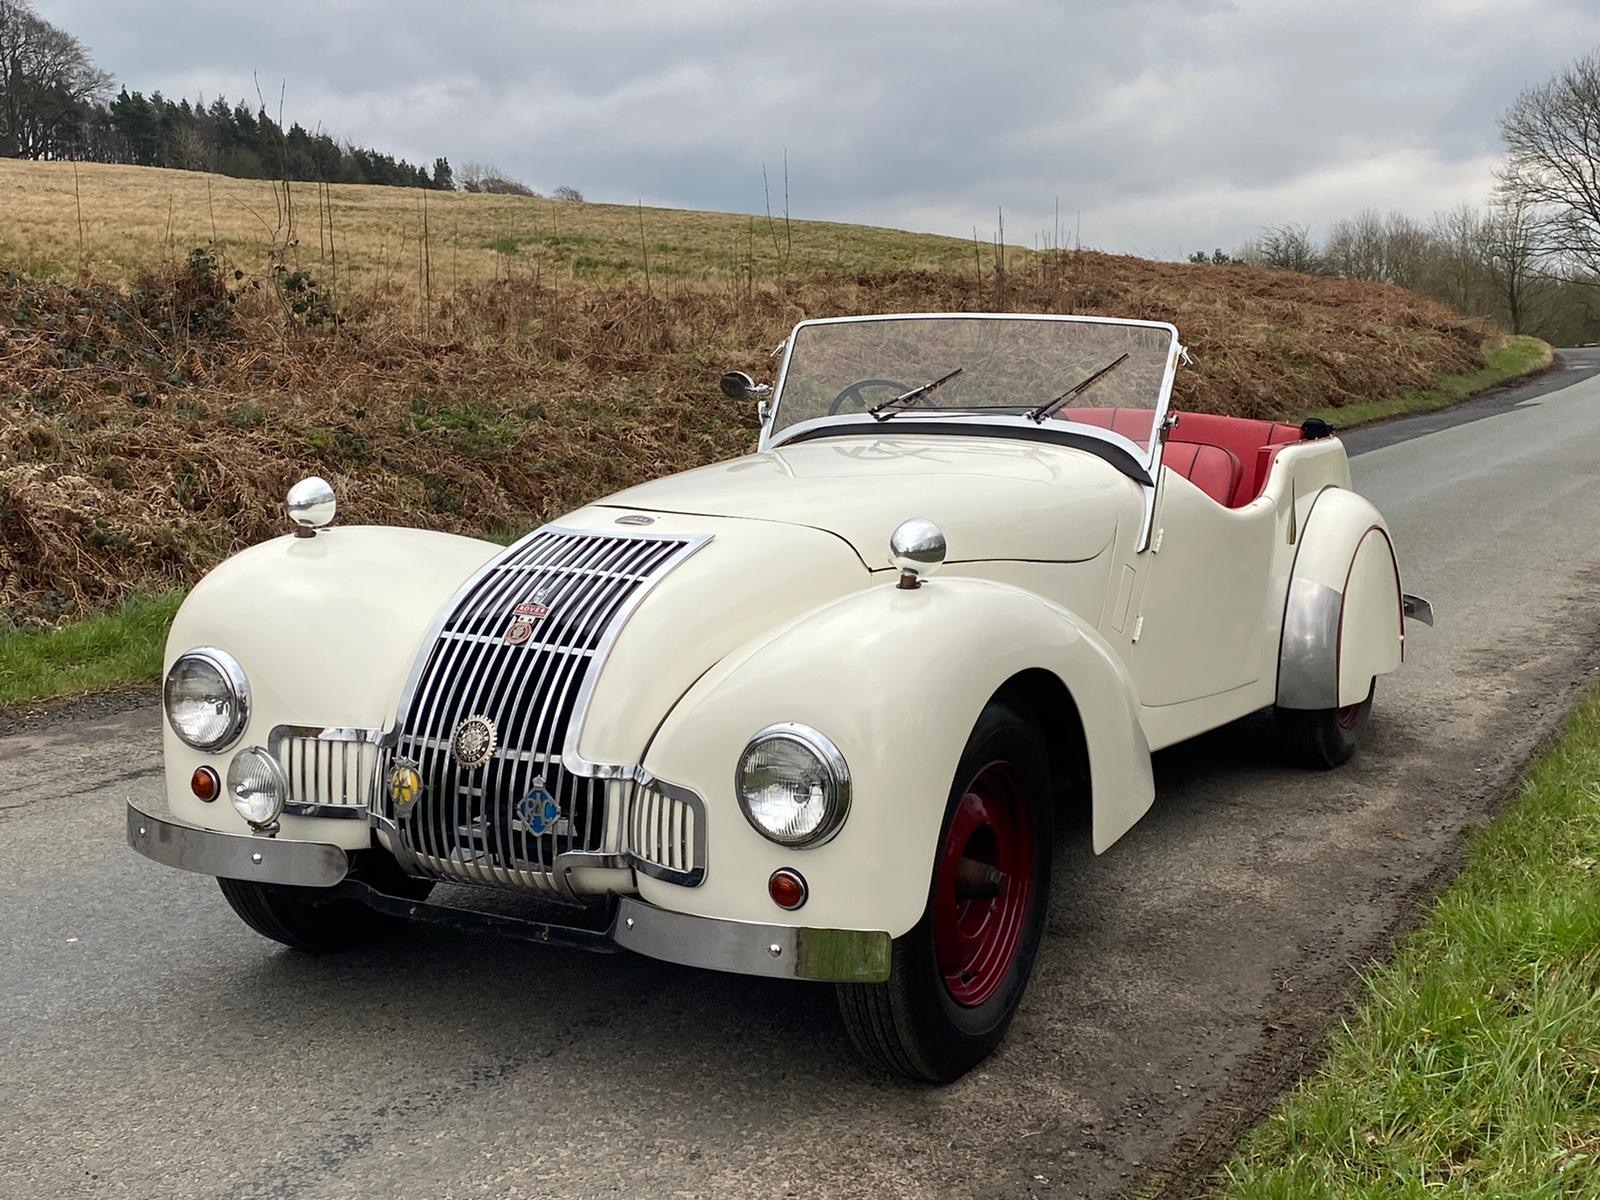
[735,723,850,847]
[163,648,249,751]
[227,747,288,828]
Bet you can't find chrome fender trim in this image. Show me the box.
[613,897,891,983]
[1276,577,1342,710]
[126,799,350,888]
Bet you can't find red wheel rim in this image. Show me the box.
[933,761,1035,1007]
[1335,702,1362,730]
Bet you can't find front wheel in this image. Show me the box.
[1274,680,1374,769]
[837,701,1053,1083]
[217,878,393,953]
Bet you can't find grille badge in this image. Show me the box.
[450,715,498,770]
[516,776,562,835]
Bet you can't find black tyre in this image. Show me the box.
[217,878,393,953]
[1274,681,1375,769]
[837,701,1053,1083]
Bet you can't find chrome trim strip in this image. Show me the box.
[1402,593,1435,627]
[1276,577,1342,710]
[613,898,891,983]
[126,799,349,888]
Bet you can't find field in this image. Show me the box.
[0,159,1542,639]
[0,159,992,289]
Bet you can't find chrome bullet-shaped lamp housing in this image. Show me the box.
[889,517,946,589]
[227,746,289,833]
[286,476,336,537]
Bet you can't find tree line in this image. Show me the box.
[1190,48,1600,346]
[0,0,451,189]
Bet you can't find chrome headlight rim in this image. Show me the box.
[163,647,251,752]
[735,721,851,849]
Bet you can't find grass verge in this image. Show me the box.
[1216,688,1600,1198]
[1311,334,1553,429]
[0,592,181,706]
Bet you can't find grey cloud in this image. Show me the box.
[42,0,1600,258]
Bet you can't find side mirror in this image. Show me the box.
[720,370,771,401]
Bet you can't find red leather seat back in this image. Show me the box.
[1051,407,1304,508]
[1167,413,1302,506]
[1058,407,1157,443]
[1161,442,1241,506]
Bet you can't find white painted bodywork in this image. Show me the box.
[158,313,1412,942]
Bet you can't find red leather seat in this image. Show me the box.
[1161,442,1241,506]
[1051,407,1304,508]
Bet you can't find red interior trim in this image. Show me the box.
[1055,408,1304,508]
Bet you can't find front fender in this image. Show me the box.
[1277,488,1404,710]
[638,577,1154,938]
[161,526,500,845]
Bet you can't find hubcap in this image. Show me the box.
[933,761,1035,1007]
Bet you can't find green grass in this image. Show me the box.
[0,592,181,705]
[1217,689,1600,1198]
[1310,335,1553,429]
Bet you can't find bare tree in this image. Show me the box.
[1254,222,1322,273]
[1323,209,1389,280]
[552,184,584,203]
[1499,49,1600,277]
[458,160,539,196]
[1481,182,1546,333]
[1429,203,1488,314]
[0,0,111,158]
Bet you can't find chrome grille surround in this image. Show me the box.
[376,525,711,896]
[626,775,707,887]
[269,724,383,819]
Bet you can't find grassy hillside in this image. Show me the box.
[0,161,1537,631]
[0,159,994,288]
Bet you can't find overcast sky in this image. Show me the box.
[42,0,1600,259]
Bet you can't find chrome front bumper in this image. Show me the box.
[126,800,891,983]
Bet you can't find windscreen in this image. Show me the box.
[771,315,1175,455]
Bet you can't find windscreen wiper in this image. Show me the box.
[868,367,964,421]
[1027,353,1130,423]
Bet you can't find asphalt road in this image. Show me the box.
[5,351,1600,1200]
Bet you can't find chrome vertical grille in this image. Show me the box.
[625,778,706,886]
[270,725,382,816]
[383,526,706,894]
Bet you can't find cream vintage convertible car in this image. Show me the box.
[129,312,1430,1082]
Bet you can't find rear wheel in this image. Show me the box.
[837,701,1052,1083]
[218,878,396,953]
[1275,681,1374,769]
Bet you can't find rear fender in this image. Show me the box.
[638,577,1154,937]
[1277,488,1404,710]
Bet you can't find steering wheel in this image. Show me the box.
[827,378,913,416]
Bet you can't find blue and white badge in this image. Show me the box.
[517,777,562,835]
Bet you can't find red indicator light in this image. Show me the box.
[768,868,808,911]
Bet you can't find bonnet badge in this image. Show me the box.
[450,714,497,770]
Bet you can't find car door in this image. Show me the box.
[1123,467,1278,710]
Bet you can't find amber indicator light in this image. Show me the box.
[190,766,220,802]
